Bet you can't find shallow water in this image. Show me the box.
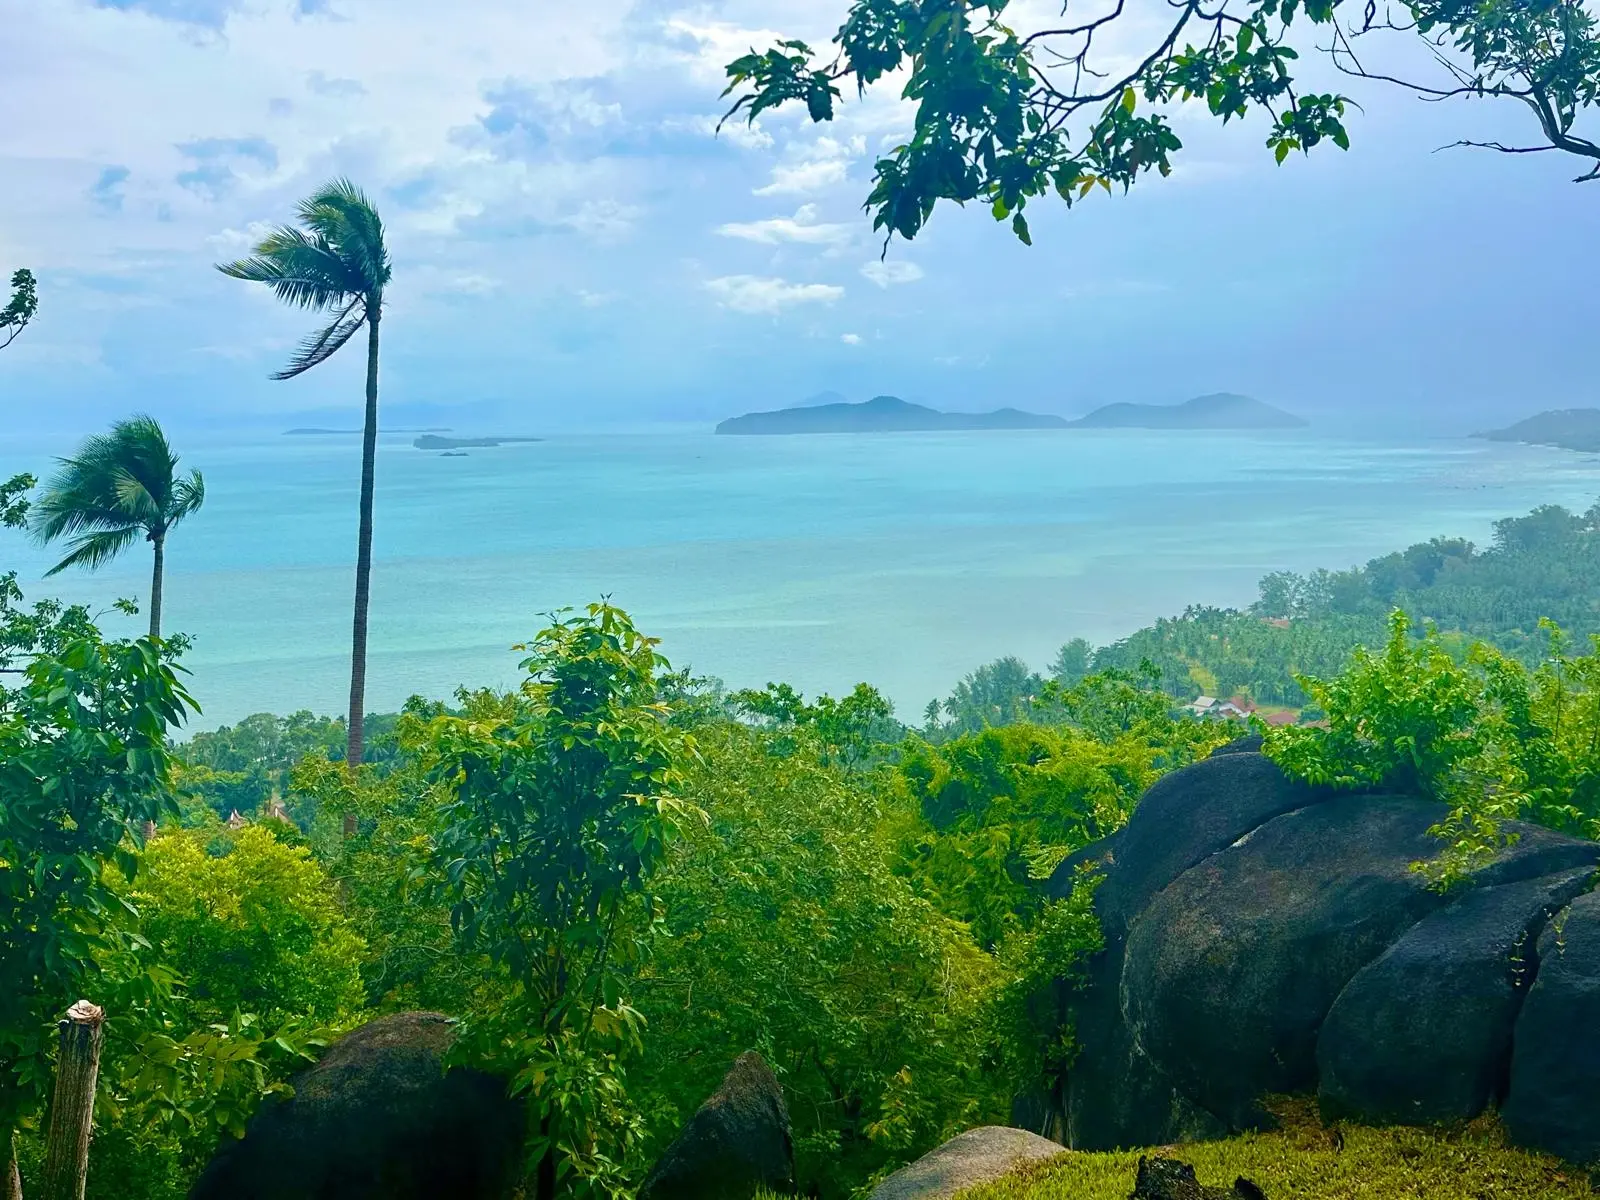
[3,428,1595,728]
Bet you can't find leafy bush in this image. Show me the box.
[126,823,367,1025]
[634,722,999,1197]
[1266,610,1600,882]
[0,615,192,1173]
[416,604,698,1200]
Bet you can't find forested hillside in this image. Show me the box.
[929,501,1600,727]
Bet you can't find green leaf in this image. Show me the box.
[1012,212,1032,245]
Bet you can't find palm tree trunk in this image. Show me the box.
[346,311,380,771]
[148,534,164,640]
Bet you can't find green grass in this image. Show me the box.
[958,1101,1593,1200]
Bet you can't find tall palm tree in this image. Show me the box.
[217,179,391,770]
[31,415,205,639]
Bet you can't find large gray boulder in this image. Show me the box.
[1042,750,1327,1148]
[1047,751,1600,1160]
[188,1012,523,1200]
[1503,891,1600,1163]
[1121,794,1463,1127]
[870,1127,1064,1200]
[638,1051,794,1200]
[1319,867,1593,1123]
[1048,750,1326,941]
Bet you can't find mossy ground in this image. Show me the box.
[958,1101,1592,1200]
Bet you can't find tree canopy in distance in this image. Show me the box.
[722,0,1600,246]
[0,269,37,349]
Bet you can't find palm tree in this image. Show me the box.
[32,415,205,639]
[217,179,391,770]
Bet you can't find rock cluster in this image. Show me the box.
[1044,748,1600,1164]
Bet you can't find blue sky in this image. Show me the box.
[2,0,1596,436]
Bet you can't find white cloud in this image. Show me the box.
[559,198,643,242]
[860,259,924,288]
[841,332,862,345]
[754,135,865,196]
[659,17,791,85]
[716,204,852,246]
[706,274,845,315]
[755,158,849,196]
[439,272,500,295]
[0,0,636,272]
[576,289,616,307]
[660,113,774,151]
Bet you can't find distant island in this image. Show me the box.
[412,435,543,450]
[1476,409,1600,453]
[285,427,451,436]
[715,395,1069,435]
[1067,393,1307,430]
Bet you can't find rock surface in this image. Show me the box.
[1319,868,1593,1123]
[1121,794,1462,1126]
[188,1012,523,1200]
[638,1051,794,1200]
[869,1127,1064,1200]
[1503,890,1600,1163]
[1047,751,1600,1163]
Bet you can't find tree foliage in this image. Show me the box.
[895,681,1226,946]
[0,269,36,350]
[636,721,999,1197]
[723,0,1600,247]
[723,0,1353,245]
[1033,502,1600,709]
[1335,0,1600,181]
[126,825,366,1026]
[1267,610,1600,884]
[0,618,194,1153]
[418,604,698,1199]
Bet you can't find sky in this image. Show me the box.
[1,0,1597,437]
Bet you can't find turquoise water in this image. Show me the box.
[3,429,1597,728]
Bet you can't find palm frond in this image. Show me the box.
[220,178,390,379]
[299,178,391,293]
[43,525,142,576]
[31,487,134,541]
[272,304,366,380]
[170,471,206,525]
[110,466,164,526]
[32,415,198,564]
[216,227,364,311]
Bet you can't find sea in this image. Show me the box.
[3,428,1597,731]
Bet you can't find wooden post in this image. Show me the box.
[6,1134,22,1200]
[39,1001,104,1200]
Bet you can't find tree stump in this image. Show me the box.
[39,1001,105,1200]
